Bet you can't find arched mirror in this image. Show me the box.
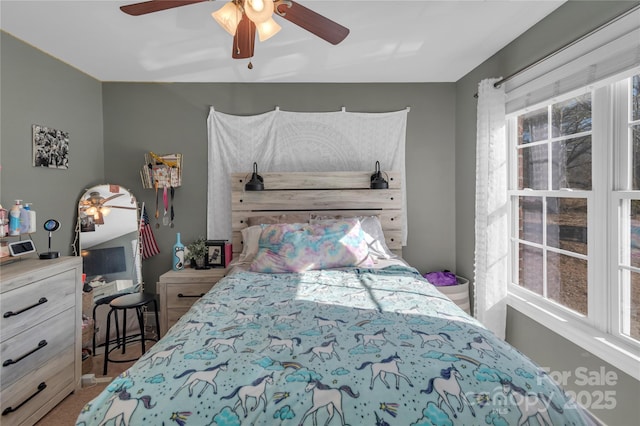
[77,184,143,350]
[77,184,142,297]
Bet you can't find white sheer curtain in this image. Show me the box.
[474,78,508,339]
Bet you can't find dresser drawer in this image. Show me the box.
[0,347,75,426]
[166,283,216,309]
[0,307,75,389]
[0,269,75,342]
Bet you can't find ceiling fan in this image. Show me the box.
[120,0,350,63]
[80,192,136,214]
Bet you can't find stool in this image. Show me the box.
[92,293,123,356]
[103,293,160,375]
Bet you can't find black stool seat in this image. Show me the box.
[111,292,155,309]
[103,292,160,375]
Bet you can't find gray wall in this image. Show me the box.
[101,82,457,294]
[455,2,640,424]
[2,32,458,292]
[0,32,104,254]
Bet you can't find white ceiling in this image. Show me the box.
[0,0,565,83]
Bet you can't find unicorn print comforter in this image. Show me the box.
[76,265,597,425]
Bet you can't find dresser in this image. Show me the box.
[0,256,82,426]
[156,267,227,337]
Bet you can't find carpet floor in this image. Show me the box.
[35,342,152,426]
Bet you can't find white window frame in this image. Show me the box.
[506,75,640,381]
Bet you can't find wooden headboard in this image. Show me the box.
[230,171,403,257]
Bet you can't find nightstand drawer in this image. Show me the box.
[0,307,75,389]
[0,269,75,342]
[165,283,216,309]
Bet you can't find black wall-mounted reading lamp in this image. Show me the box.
[370,161,389,189]
[245,162,264,191]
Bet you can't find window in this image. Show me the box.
[507,73,640,375]
[616,74,640,342]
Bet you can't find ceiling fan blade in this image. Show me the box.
[232,13,256,59]
[100,193,125,204]
[120,0,208,16]
[275,0,349,45]
[108,206,138,210]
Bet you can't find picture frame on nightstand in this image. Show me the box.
[205,240,225,268]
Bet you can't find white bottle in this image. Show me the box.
[20,203,31,234]
[25,203,37,233]
[9,200,22,236]
[0,204,8,237]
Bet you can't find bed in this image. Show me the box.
[76,172,598,426]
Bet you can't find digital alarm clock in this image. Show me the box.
[8,239,37,257]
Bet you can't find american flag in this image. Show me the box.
[141,205,160,259]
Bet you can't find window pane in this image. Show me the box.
[552,93,592,137]
[625,272,640,341]
[633,74,640,122]
[519,244,543,295]
[519,196,543,243]
[547,198,587,255]
[631,200,640,269]
[633,125,640,190]
[552,136,591,190]
[518,145,548,190]
[518,107,548,144]
[547,251,587,315]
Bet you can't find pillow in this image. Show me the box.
[247,213,310,227]
[249,219,374,273]
[310,214,396,260]
[237,225,263,263]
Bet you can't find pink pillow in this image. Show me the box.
[249,219,373,273]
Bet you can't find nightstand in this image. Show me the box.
[156,267,227,337]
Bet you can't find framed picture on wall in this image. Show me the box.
[205,240,226,268]
[32,124,70,169]
[80,215,95,232]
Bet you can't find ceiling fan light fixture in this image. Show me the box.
[256,17,281,42]
[245,0,274,24]
[94,210,105,225]
[100,206,111,216]
[212,2,241,36]
[86,206,97,216]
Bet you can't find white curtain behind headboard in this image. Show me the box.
[207,107,409,243]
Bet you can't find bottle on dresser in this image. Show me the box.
[8,200,22,236]
[25,203,36,233]
[0,205,8,237]
[20,203,31,234]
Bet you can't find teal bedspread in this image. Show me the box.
[76,266,596,425]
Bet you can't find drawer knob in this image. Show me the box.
[2,382,47,416]
[3,297,48,318]
[3,340,48,367]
